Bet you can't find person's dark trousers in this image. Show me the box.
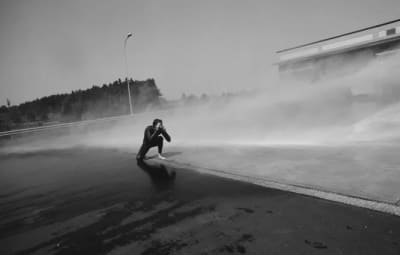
[137,136,164,160]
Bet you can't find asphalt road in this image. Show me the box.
[0,147,399,255]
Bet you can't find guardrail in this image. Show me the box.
[0,114,133,137]
[0,108,176,138]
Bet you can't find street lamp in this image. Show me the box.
[124,32,133,115]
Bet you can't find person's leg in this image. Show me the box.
[136,144,144,160]
[157,136,164,154]
[156,136,165,159]
[137,143,151,160]
[138,137,165,160]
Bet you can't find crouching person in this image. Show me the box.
[137,119,171,161]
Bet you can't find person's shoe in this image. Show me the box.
[158,153,166,160]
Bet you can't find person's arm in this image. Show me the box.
[145,127,161,142]
[160,127,171,142]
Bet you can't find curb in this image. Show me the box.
[155,159,400,217]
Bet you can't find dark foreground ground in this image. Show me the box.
[0,147,399,255]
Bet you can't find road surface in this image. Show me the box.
[0,147,399,254]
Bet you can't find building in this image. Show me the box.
[277,19,400,83]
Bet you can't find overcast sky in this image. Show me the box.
[0,0,399,105]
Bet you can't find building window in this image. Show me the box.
[386,28,396,36]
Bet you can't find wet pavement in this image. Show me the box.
[0,147,400,254]
[159,144,400,208]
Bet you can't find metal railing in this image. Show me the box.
[0,114,133,137]
[0,107,177,138]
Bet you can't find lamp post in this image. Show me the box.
[124,32,133,115]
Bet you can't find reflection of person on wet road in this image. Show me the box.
[137,119,171,160]
[136,160,176,191]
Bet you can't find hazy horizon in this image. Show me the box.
[1,0,399,105]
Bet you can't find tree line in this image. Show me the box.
[0,78,163,131]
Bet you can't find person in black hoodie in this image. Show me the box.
[137,119,171,160]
